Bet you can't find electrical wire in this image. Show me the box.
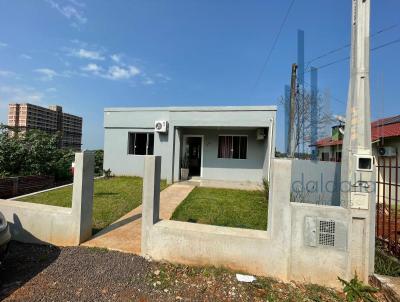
[254,0,296,89]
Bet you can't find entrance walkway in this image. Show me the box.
[82,183,195,254]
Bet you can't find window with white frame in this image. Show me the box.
[128,133,154,155]
[218,135,247,159]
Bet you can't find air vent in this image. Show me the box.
[304,217,347,251]
[319,220,335,247]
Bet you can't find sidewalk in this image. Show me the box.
[82,183,195,254]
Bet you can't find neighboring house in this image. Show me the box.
[8,103,82,150]
[314,114,400,162]
[103,106,276,184]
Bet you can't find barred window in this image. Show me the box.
[128,133,154,155]
[218,135,247,159]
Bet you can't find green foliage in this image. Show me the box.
[103,168,113,179]
[338,274,378,302]
[375,245,400,277]
[263,178,269,201]
[181,152,189,169]
[0,125,74,180]
[94,150,104,175]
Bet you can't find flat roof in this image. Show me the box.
[104,105,277,112]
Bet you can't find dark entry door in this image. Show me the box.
[187,137,202,176]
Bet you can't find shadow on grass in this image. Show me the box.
[94,192,120,197]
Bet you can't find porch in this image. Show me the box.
[172,126,274,184]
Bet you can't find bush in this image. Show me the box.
[94,150,104,175]
[338,274,378,302]
[0,125,75,180]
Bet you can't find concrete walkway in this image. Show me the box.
[82,183,195,254]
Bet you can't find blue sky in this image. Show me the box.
[0,0,399,150]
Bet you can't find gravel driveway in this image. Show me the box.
[0,241,379,302]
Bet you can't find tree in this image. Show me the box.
[0,125,74,180]
[281,89,335,156]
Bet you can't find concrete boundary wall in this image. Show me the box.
[141,156,375,288]
[0,151,95,246]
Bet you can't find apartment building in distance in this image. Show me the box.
[8,103,82,150]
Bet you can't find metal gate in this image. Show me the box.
[376,155,400,257]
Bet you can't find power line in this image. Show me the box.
[254,0,296,89]
[305,24,398,68]
[305,37,400,72]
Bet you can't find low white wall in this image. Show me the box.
[141,157,375,288]
[0,151,94,246]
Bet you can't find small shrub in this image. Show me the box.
[103,169,113,179]
[375,246,400,276]
[262,178,269,201]
[338,274,378,302]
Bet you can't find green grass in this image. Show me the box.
[171,187,268,230]
[18,176,168,233]
[375,243,400,276]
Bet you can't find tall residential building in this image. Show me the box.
[8,103,82,150]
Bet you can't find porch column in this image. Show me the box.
[173,127,181,182]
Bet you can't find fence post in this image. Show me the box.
[141,156,161,256]
[71,151,95,244]
[11,177,18,197]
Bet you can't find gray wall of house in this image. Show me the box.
[180,128,269,182]
[103,106,276,183]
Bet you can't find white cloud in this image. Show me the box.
[68,0,85,7]
[45,0,87,26]
[20,54,32,59]
[46,87,57,92]
[71,48,105,60]
[0,70,18,78]
[155,73,171,82]
[0,42,7,48]
[82,63,102,73]
[110,54,121,63]
[105,65,140,80]
[143,78,155,85]
[0,85,45,105]
[34,68,58,81]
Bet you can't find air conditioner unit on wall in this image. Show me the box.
[378,146,397,157]
[256,129,265,140]
[154,121,168,133]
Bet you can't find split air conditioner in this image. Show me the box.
[378,146,397,157]
[154,121,168,133]
[256,129,265,140]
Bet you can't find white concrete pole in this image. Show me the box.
[141,156,161,255]
[341,0,372,208]
[341,0,376,281]
[72,150,95,244]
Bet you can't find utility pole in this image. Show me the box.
[341,0,374,281]
[288,63,297,158]
[341,0,372,208]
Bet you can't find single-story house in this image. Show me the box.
[103,106,276,184]
[314,114,400,162]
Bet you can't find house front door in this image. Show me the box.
[186,137,202,177]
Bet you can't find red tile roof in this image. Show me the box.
[315,114,400,147]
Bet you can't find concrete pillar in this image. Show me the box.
[11,177,18,197]
[72,150,95,244]
[141,156,161,255]
[173,127,181,183]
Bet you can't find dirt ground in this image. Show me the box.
[0,241,384,302]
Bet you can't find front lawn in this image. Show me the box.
[171,187,268,230]
[18,176,168,233]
